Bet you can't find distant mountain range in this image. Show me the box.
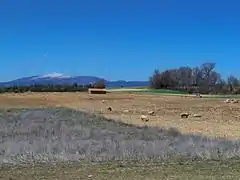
[0,73,149,88]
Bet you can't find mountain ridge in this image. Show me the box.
[0,73,149,88]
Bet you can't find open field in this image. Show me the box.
[2,160,240,179]
[107,88,189,94]
[1,92,240,179]
[1,107,240,179]
[0,92,240,139]
[108,88,240,98]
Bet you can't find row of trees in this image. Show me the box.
[149,62,240,94]
[0,80,106,93]
[0,84,90,93]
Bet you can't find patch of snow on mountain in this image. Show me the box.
[41,73,70,78]
[31,73,71,80]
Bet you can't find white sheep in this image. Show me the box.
[148,111,155,116]
[180,112,190,118]
[140,115,149,122]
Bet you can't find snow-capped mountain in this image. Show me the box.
[32,73,71,79]
[0,73,149,88]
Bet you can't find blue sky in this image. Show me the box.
[1,0,240,81]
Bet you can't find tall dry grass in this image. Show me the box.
[0,107,240,166]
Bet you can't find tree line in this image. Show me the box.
[0,80,106,93]
[149,62,240,94]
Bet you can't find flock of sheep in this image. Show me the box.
[90,94,239,123]
[224,98,239,104]
[102,99,201,122]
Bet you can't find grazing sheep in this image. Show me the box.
[232,99,239,104]
[123,109,130,113]
[224,99,231,103]
[224,99,239,104]
[140,115,149,122]
[148,111,155,116]
[193,114,202,118]
[180,112,190,118]
[195,93,202,98]
[88,175,93,178]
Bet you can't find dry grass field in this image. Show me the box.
[1,92,240,179]
[0,92,239,139]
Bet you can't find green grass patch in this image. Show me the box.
[107,86,148,89]
[201,94,240,99]
[132,89,189,94]
[108,88,189,94]
[2,159,240,180]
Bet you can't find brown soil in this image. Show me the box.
[0,92,239,139]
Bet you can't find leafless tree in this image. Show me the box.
[149,62,239,94]
[227,75,239,93]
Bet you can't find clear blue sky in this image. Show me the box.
[1,0,240,81]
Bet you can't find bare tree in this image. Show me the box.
[192,67,203,86]
[200,62,216,81]
[227,75,239,93]
[149,62,239,94]
[149,69,162,89]
[178,67,192,89]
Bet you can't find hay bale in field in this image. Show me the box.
[140,115,149,122]
[180,112,190,118]
[88,88,107,94]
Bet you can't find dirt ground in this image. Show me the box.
[0,92,239,139]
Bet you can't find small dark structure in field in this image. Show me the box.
[107,106,112,111]
[88,88,107,94]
